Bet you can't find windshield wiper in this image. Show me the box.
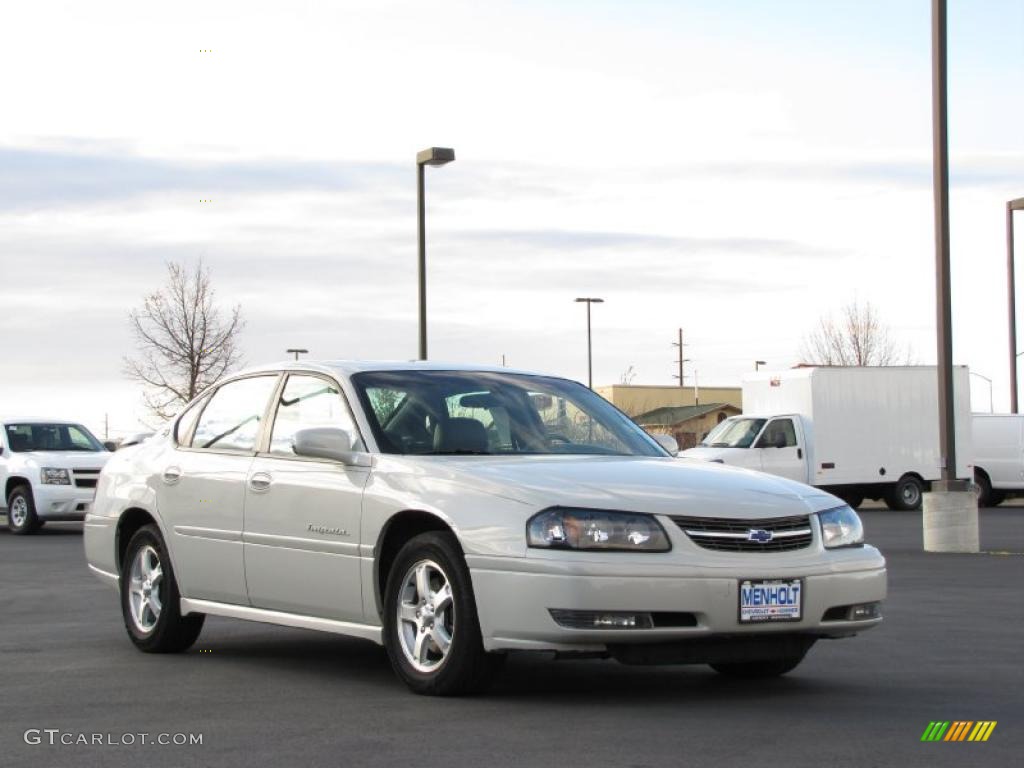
[429,449,492,455]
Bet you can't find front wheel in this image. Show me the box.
[7,485,41,535]
[885,474,924,511]
[120,524,204,653]
[974,470,995,508]
[383,531,504,695]
[711,655,806,679]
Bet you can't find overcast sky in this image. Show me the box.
[2,0,1022,437]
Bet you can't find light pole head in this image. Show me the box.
[575,297,605,304]
[417,147,455,166]
[1009,197,1024,212]
[286,348,309,360]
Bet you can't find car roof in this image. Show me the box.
[1,418,88,426]
[230,359,560,380]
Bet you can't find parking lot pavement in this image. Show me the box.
[1,510,1021,768]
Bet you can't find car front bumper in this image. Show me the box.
[467,547,886,653]
[32,484,96,521]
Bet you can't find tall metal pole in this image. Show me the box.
[1010,200,1020,413]
[585,301,593,389]
[931,0,959,487]
[417,162,427,360]
[678,329,684,387]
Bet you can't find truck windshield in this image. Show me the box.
[701,418,767,449]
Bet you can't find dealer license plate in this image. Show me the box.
[739,579,803,623]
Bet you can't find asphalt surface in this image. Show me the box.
[1,508,1022,768]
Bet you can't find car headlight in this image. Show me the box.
[527,507,671,552]
[40,468,71,485]
[818,505,864,549]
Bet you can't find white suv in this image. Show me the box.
[1,420,111,534]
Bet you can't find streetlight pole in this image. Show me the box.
[923,0,977,554]
[1008,197,1024,413]
[286,348,308,361]
[575,297,604,389]
[416,147,455,360]
[755,360,767,372]
[930,0,959,490]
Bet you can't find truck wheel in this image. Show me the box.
[6,485,41,535]
[837,492,864,509]
[974,470,994,508]
[990,491,1007,507]
[885,474,924,511]
[121,524,204,652]
[383,531,504,696]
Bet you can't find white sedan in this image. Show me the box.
[84,361,886,695]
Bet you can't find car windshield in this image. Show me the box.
[700,417,767,449]
[352,370,665,457]
[5,422,105,452]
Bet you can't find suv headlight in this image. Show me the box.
[818,505,864,549]
[40,468,72,485]
[527,507,671,552]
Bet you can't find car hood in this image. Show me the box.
[398,455,840,519]
[12,451,111,469]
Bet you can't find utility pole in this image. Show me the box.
[672,328,690,387]
[104,413,109,440]
[693,370,700,406]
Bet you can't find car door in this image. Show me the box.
[243,373,369,622]
[157,374,280,605]
[755,417,806,483]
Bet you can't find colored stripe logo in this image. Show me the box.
[921,721,997,742]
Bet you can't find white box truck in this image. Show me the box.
[971,413,1024,506]
[681,366,972,510]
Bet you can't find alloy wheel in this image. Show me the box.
[396,559,455,673]
[128,545,164,633]
[9,496,28,528]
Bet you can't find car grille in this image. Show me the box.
[670,514,813,552]
[72,469,102,489]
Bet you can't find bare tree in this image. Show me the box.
[800,300,910,366]
[125,261,244,419]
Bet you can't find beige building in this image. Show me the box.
[597,384,742,418]
[632,403,742,451]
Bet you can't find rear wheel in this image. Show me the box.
[974,470,995,508]
[7,485,41,535]
[120,524,204,652]
[885,474,924,511]
[383,531,504,696]
[711,654,806,679]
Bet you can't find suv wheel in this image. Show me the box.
[7,485,41,535]
[383,531,504,695]
[121,524,204,652]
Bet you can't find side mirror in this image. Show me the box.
[653,433,679,456]
[292,427,370,466]
[774,434,787,449]
[103,441,119,452]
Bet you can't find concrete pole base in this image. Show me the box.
[922,490,979,553]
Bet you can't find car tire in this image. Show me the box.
[884,474,924,511]
[120,524,204,653]
[990,490,1007,507]
[974,470,994,508]
[710,654,806,679]
[383,531,504,696]
[7,485,41,535]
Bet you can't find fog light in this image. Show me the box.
[549,609,654,630]
[849,602,881,620]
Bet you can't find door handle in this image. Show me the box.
[249,472,272,492]
[162,466,182,485]
[797,448,803,459]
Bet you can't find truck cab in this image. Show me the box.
[683,414,809,484]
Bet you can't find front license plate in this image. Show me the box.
[738,579,803,623]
